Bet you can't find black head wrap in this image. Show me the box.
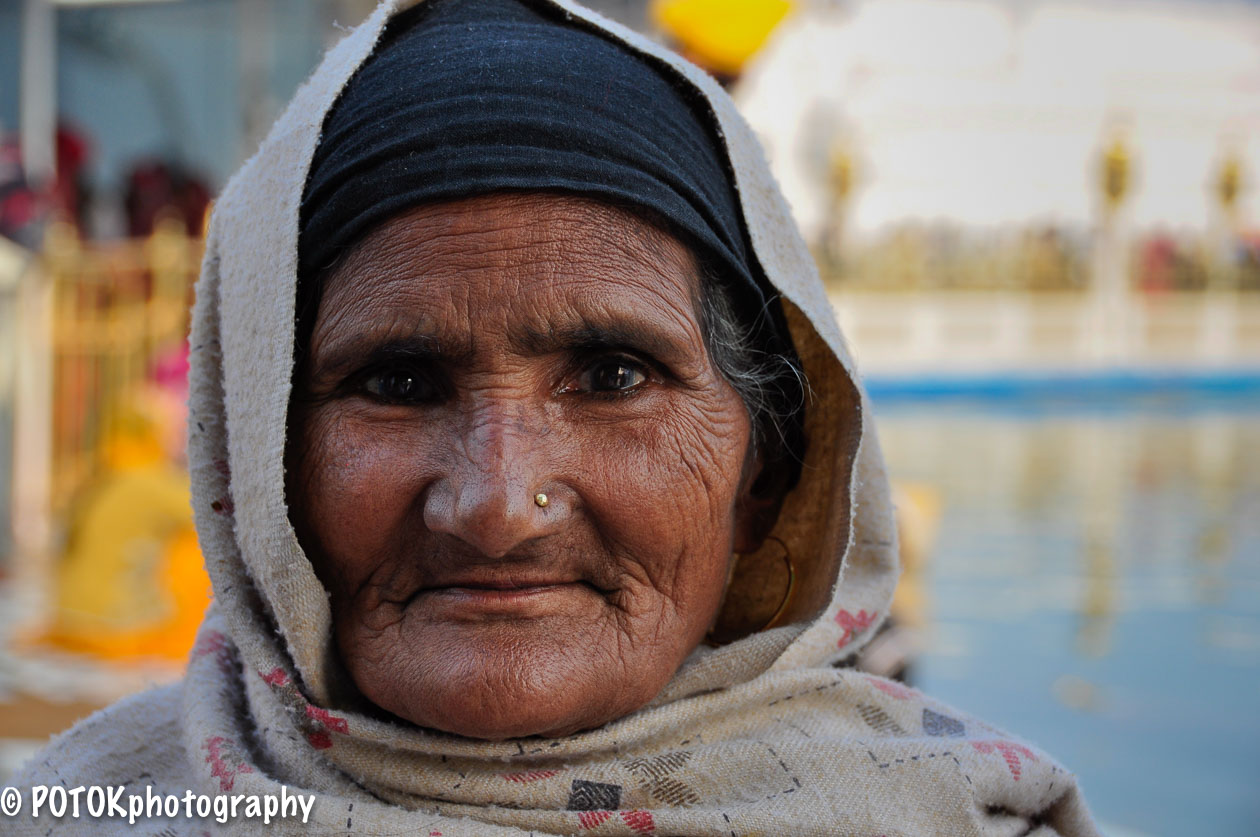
[298,0,763,307]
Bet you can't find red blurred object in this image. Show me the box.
[1137,234,1176,293]
[0,135,38,240]
[124,159,211,237]
[0,122,93,242]
[51,124,91,228]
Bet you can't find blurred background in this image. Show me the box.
[0,0,1257,834]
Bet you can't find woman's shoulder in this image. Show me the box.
[11,681,193,793]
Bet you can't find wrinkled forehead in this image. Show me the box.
[304,195,711,370]
[305,192,708,350]
[321,194,701,296]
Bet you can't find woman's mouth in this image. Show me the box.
[413,578,604,618]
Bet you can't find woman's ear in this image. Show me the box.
[713,452,795,644]
[733,452,788,554]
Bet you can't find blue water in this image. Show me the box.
[873,393,1260,837]
[866,369,1260,404]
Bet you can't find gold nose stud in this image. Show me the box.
[534,493,549,508]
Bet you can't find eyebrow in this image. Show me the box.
[513,317,689,363]
[311,333,452,381]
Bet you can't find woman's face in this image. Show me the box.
[288,193,763,740]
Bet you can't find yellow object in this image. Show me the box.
[651,0,793,76]
[42,391,209,661]
[46,465,209,660]
[1217,153,1243,214]
[1101,136,1130,210]
[829,144,855,202]
[890,481,941,630]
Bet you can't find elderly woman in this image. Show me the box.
[14,0,1100,834]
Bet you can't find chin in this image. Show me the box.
[347,622,668,740]
[409,693,610,741]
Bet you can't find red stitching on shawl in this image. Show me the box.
[971,740,1037,781]
[303,704,350,749]
[866,676,916,700]
[255,665,349,750]
[191,630,226,658]
[204,736,253,792]
[191,630,234,675]
[306,732,332,750]
[621,810,656,833]
[305,704,350,733]
[191,630,226,659]
[259,667,289,687]
[835,608,877,647]
[578,810,613,828]
[501,769,562,783]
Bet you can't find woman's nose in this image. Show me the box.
[422,407,560,557]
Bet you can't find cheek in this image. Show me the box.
[289,406,431,589]
[575,391,751,613]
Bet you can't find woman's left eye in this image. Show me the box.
[360,367,440,403]
[571,359,649,394]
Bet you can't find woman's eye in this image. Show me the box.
[580,360,648,393]
[362,368,438,403]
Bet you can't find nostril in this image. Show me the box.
[420,480,457,534]
[423,412,561,555]
[423,472,559,560]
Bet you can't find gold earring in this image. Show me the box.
[759,537,796,631]
[534,493,549,508]
[706,536,796,645]
[756,539,796,630]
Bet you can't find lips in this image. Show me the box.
[430,583,567,599]
[421,574,581,593]
[412,578,599,618]
[406,562,603,605]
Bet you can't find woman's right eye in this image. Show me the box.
[361,367,439,404]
